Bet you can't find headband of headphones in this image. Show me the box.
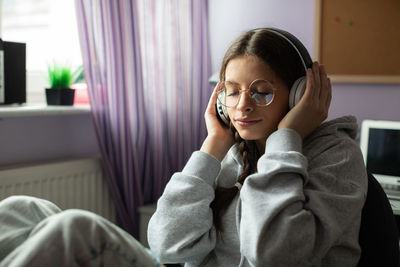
[259,28,314,109]
[260,28,313,70]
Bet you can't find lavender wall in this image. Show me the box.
[208,0,400,133]
[0,114,99,166]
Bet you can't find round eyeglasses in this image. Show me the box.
[217,79,277,108]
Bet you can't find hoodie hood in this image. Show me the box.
[304,115,359,144]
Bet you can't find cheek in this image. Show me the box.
[259,95,289,130]
[226,107,234,121]
[273,91,290,118]
[268,91,289,118]
[261,108,286,132]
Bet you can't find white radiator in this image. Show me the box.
[0,156,117,223]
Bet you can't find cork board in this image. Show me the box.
[314,0,400,83]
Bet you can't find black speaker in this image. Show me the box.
[0,40,26,105]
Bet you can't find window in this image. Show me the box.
[1,0,83,104]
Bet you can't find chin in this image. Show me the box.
[235,126,276,142]
[236,129,266,141]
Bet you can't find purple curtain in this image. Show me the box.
[75,0,211,237]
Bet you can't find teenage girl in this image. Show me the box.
[148,28,367,267]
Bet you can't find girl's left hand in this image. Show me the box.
[278,62,332,139]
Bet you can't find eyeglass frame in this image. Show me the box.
[216,79,278,108]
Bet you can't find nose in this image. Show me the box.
[235,90,254,113]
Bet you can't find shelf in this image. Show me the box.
[0,104,91,119]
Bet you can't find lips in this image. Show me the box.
[235,118,261,127]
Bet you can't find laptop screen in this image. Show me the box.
[366,128,400,177]
[360,120,400,186]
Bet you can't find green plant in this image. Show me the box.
[47,64,73,89]
[72,65,85,84]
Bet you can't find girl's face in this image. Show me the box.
[225,55,289,149]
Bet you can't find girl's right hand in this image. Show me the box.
[200,83,235,162]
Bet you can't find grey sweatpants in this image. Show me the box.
[0,195,160,267]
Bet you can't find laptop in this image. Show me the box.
[360,120,400,214]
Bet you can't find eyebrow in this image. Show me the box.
[225,79,275,85]
[224,80,240,85]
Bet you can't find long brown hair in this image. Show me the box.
[210,28,306,232]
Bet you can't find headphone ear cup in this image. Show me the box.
[289,76,307,109]
[216,98,230,126]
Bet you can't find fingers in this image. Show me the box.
[319,65,331,104]
[301,62,331,115]
[312,62,321,99]
[302,62,321,101]
[302,68,314,100]
[325,77,332,110]
[205,82,221,115]
[307,62,331,101]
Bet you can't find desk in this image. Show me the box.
[389,199,400,216]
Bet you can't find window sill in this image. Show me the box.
[0,104,91,119]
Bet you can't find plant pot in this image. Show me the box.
[45,88,75,106]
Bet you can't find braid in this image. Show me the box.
[210,122,259,232]
[236,130,253,184]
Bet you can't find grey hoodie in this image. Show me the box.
[148,116,368,267]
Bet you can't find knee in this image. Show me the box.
[0,195,61,216]
[51,209,105,231]
[1,195,37,206]
[40,209,114,244]
[0,196,62,230]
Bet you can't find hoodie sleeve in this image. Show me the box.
[147,151,219,264]
[239,128,367,267]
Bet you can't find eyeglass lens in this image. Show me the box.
[218,80,275,107]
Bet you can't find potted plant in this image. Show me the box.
[45,64,79,105]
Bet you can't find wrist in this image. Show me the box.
[200,135,233,162]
